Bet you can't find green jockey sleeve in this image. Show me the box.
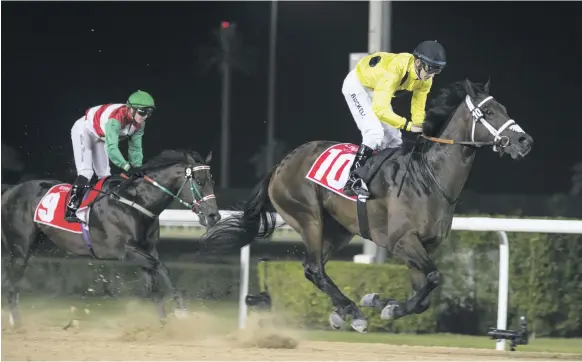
[104,119,131,171]
[128,123,145,167]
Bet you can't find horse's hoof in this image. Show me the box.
[351,318,368,333]
[329,311,345,330]
[360,293,380,308]
[174,308,188,319]
[63,319,79,330]
[380,301,399,320]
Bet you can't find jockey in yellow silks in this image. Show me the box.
[341,40,447,197]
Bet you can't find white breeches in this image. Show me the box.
[342,69,402,150]
[71,118,111,180]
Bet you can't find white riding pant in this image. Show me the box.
[71,117,111,180]
[342,69,402,150]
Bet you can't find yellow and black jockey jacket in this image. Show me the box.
[355,52,433,131]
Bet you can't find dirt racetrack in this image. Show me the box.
[2,302,580,361]
[6,329,581,361]
[6,331,580,361]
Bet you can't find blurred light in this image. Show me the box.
[221,21,230,29]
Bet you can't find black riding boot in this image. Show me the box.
[343,144,374,197]
[64,175,89,223]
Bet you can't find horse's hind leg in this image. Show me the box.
[282,208,367,333]
[361,233,440,321]
[320,215,368,332]
[1,224,41,327]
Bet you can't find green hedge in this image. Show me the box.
[433,228,582,337]
[257,261,437,333]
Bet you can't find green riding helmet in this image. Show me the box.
[127,90,156,109]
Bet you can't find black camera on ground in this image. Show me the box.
[487,316,529,351]
[245,292,272,310]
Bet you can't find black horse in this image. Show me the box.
[199,79,533,332]
[1,149,220,326]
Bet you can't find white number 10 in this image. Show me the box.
[313,149,355,189]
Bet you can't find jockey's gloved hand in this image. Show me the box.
[126,165,145,178]
[410,125,423,133]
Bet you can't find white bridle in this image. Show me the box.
[465,95,525,152]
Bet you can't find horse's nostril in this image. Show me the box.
[518,136,528,145]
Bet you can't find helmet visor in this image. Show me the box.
[135,107,154,118]
[421,60,444,75]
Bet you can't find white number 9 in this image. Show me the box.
[38,192,61,222]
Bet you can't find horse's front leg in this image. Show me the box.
[360,233,441,320]
[141,266,167,320]
[124,245,186,321]
[144,223,187,317]
[151,250,187,318]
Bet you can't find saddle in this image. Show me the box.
[353,147,400,195]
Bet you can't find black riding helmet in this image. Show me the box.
[413,40,447,74]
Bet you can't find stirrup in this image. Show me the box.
[64,212,82,223]
[344,177,370,198]
[64,198,82,222]
[343,176,358,194]
[352,182,371,199]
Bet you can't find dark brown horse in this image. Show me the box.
[199,79,533,333]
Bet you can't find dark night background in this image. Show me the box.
[2,1,582,201]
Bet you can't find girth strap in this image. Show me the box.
[357,196,372,241]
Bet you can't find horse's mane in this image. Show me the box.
[422,80,488,137]
[142,149,205,171]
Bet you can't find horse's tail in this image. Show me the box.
[198,166,278,254]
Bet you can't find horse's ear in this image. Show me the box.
[464,78,477,98]
[205,151,213,164]
[484,78,491,94]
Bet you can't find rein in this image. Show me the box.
[119,165,215,216]
[81,165,215,220]
[421,135,495,147]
